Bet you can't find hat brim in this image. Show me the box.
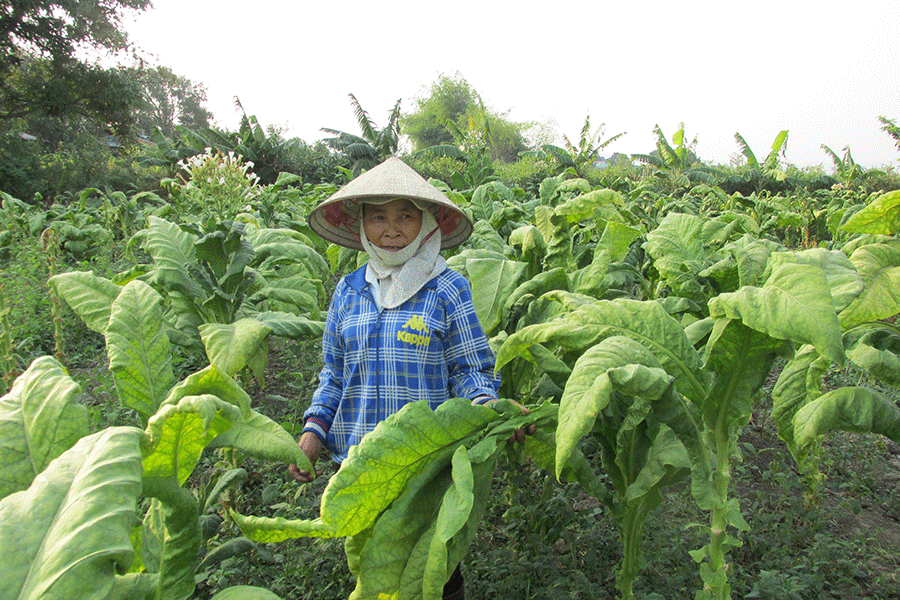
[308,157,472,251]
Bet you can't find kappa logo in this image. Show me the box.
[397,315,431,347]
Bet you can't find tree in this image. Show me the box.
[402,72,474,150]
[0,0,150,70]
[321,93,402,175]
[0,0,152,140]
[402,72,531,163]
[131,64,212,138]
[0,56,140,138]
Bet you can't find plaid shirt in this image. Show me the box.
[302,264,500,462]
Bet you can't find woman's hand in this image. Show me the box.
[487,398,537,443]
[288,431,324,482]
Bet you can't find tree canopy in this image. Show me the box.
[0,0,153,138]
[0,0,151,69]
[131,65,212,137]
[402,72,532,163]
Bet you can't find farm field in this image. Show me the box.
[2,144,900,600]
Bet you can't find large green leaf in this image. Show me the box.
[140,477,201,600]
[720,235,783,288]
[769,249,864,313]
[599,220,642,263]
[48,270,122,334]
[200,318,270,381]
[207,409,313,473]
[496,299,710,403]
[253,241,330,279]
[230,514,336,543]
[771,344,830,454]
[405,446,494,600]
[708,260,845,365]
[0,427,144,600]
[844,325,900,387]
[252,312,325,340]
[571,247,611,297]
[508,225,547,274]
[106,280,176,420]
[346,450,457,599]
[233,400,555,552]
[616,426,690,595]
[839,242,900,328]
[0,357,89,500]
[208,587,282,600]
[556,336,664,474]
[840,190,900,234]
[321,398,499,537]
[792,387,900,460]
[501,267,569,329]
[555,188,624,223]
[140,216,202,297]
[143,395,241,484]
[459,258,526,333]
[703,319,791,441]
[643,212,707,281]
[162,365,252,419]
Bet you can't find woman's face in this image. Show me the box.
[362,198,423,252]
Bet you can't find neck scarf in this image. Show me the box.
[361,204,446,310]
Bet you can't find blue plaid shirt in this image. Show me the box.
[302,265,500,462]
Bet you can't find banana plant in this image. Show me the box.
[724,130,794,195]
[321,93,402,176]
[0,276,314,600]
[821,144,864,184]
[524,114,627,178]
[631,123,719,192]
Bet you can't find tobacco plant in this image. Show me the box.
[96,215,327,357]
[771,191,900,500]
[493,232,900,598]
[232,398,573,600]
[0,276,315,600]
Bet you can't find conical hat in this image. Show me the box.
[308,156,472,251]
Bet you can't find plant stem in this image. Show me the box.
[0,284,17,394]
[41,228,66,364]
[704,432,733,600]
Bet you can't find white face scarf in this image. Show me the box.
[360,201,447,310]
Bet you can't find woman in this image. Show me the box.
[289,157,520,599]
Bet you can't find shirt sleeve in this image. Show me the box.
[442,275,501,400]
[302,279,347,443]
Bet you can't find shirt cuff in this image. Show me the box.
[471,395,496,406]
[302,418,329,443]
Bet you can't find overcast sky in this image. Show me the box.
[123,0,900,169]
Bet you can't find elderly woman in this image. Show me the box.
[289,157,521,600]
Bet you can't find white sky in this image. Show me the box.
[123,0,900,169]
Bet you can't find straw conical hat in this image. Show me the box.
[308,156,472,251]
